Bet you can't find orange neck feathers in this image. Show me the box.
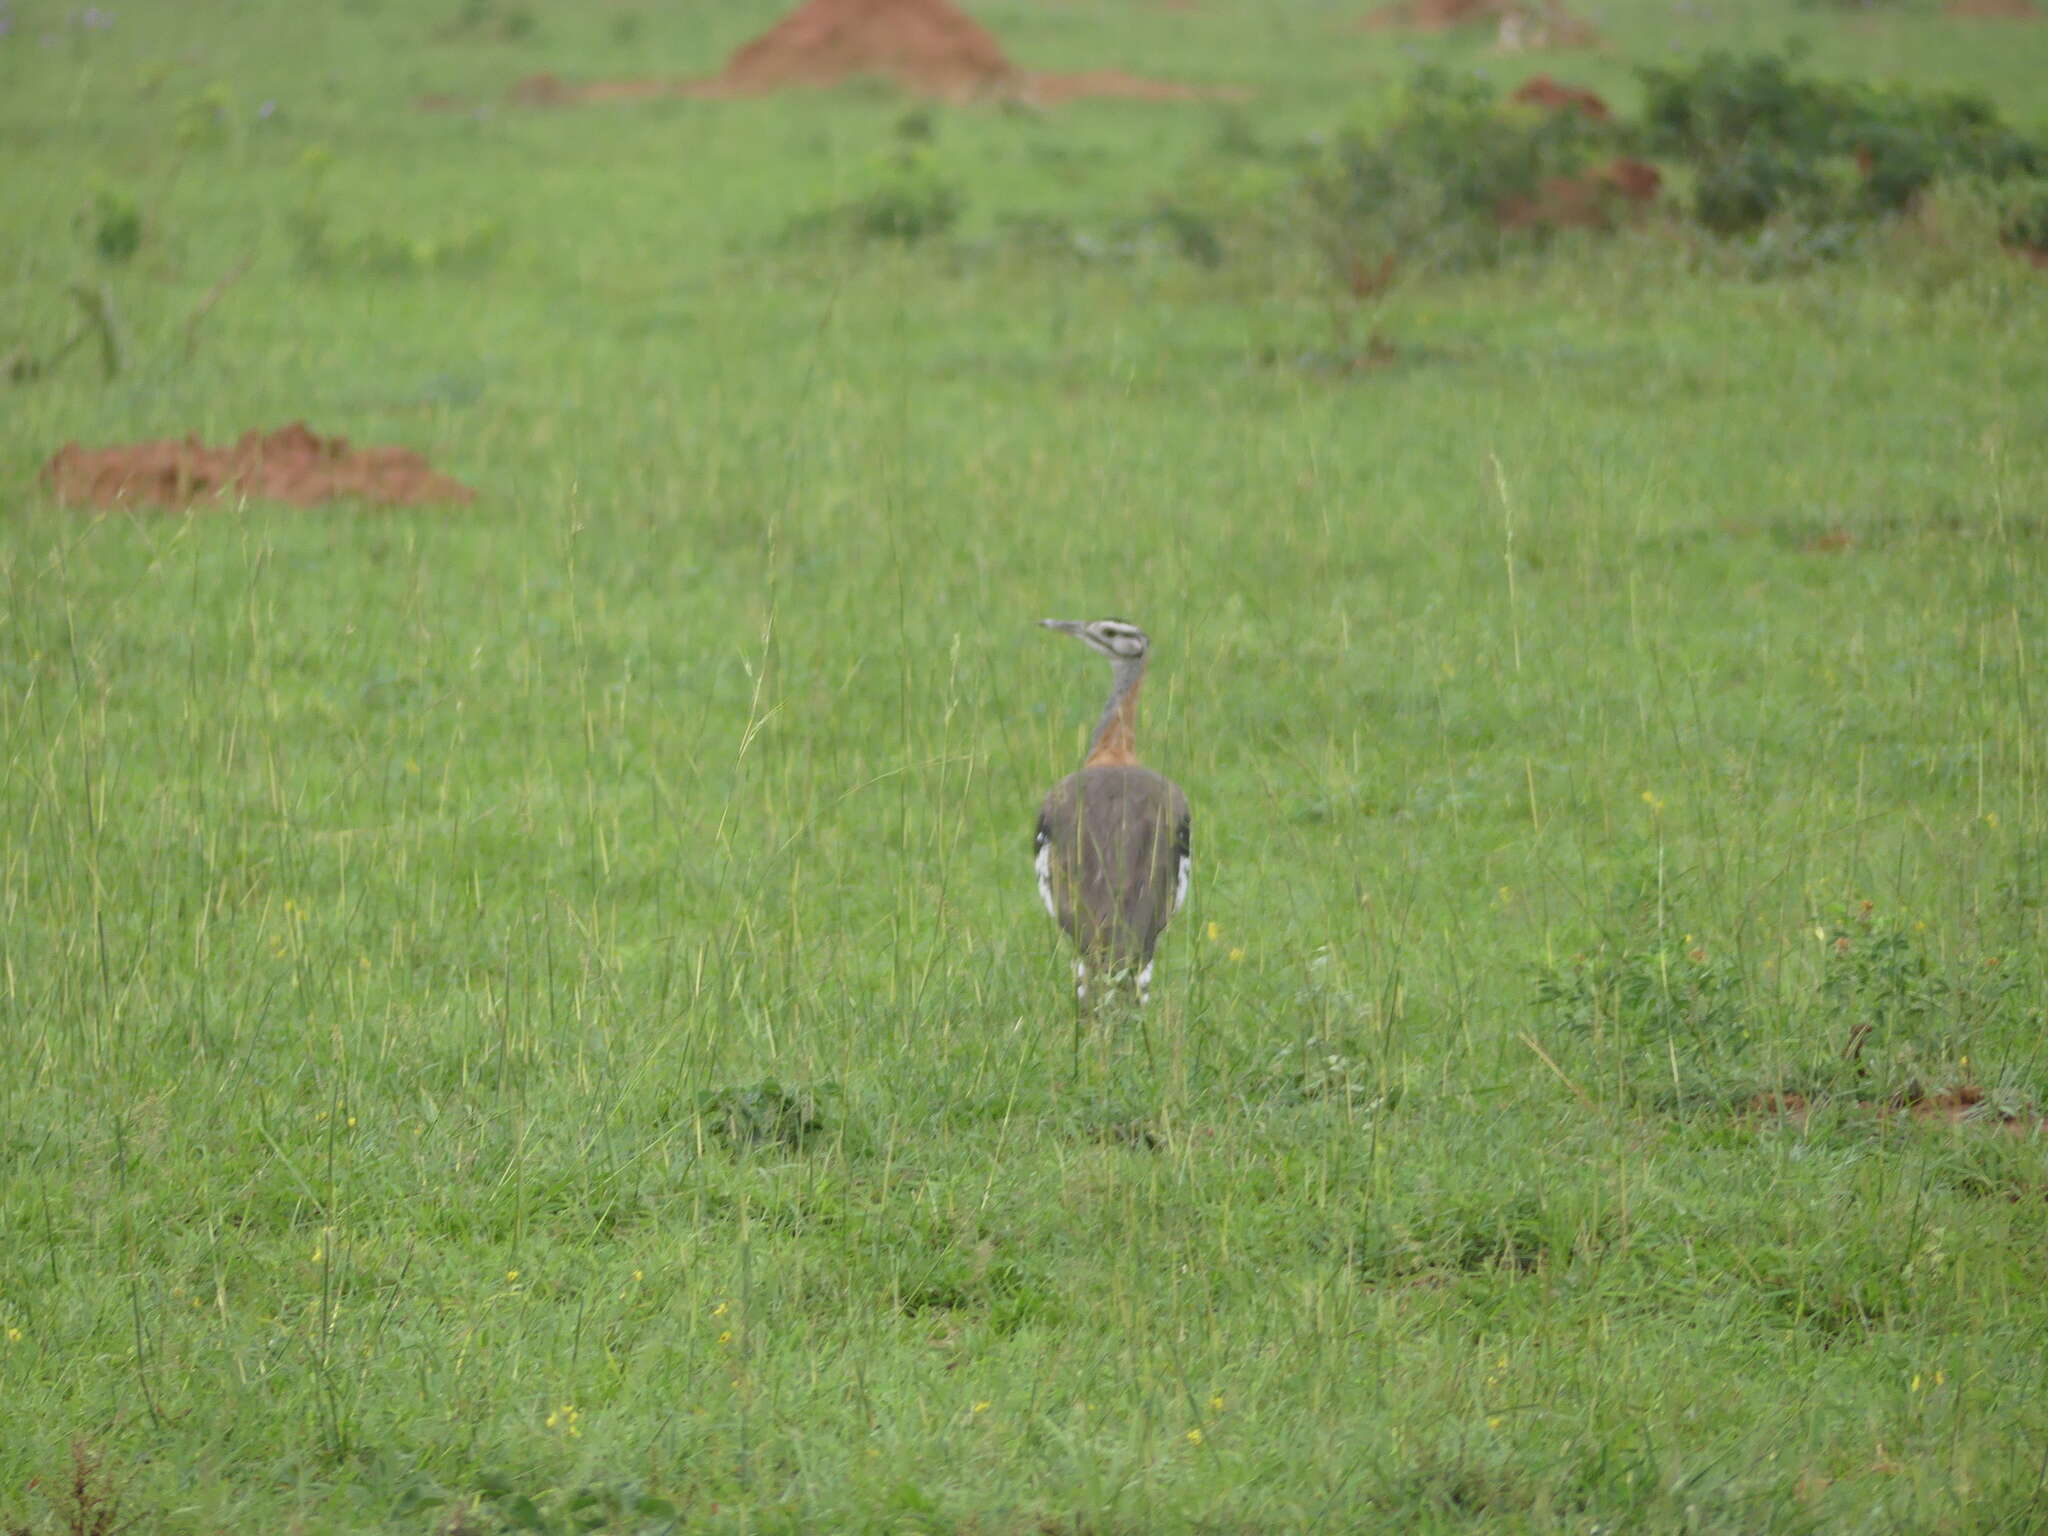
[1084,668,1144,767]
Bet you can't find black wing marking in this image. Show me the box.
[1033,809,1059,921]
[1169,811,1192,916]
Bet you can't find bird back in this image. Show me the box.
[1036,764,1190,966]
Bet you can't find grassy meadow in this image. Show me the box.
[4,0,2048,1530]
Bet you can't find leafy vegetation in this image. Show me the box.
[1303,67,1616,281]
[1639,49,2045,230]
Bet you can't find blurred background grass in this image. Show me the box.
[3,0,2047,1530]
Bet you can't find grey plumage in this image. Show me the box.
[1035,766,1190,969]
[1034,618,1191,1002]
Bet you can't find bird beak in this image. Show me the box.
[1039,619,1085,636]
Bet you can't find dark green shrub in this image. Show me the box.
[1638,51,2046,236]
[1533,933,1747,1050]
[780,149,964,247]
[1692,141,1829,234]
[1303,67,1610,281]
[2001,182,2048,252]
[695,1077,838,1152]
[1639,51,1841,163]
[850,169,961,242]
[84,186,143,263]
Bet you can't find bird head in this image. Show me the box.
[1040,618,1149,661]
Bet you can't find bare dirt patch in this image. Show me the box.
[712,0,1018,97]
[1745,1086,2047,1137]
[507,73,678,106]
[1509,73,1610,119]
[1028,69,1246,103]
[486,0,1243,109]
[1495,157,1660,230]
[42,423,476,511]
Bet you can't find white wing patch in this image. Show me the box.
[1035,837,1058,920]
[1172,852,1191,916]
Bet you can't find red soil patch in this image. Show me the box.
[491,0,1243,108]
[42,423,476,511]
[1603,157,1661,201]
[1746,1085,2047,1137]
[1510,73,1610,119]
[1028,69,1245,103]
[1948,0,2042,17]
[1360,0,1600,47]
[1495,157,1660,230]
[508,72,678,106]
[714,0,1018,97]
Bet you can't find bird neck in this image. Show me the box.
[1085,657,1146,767]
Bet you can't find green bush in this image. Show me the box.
[1997,180,2048,252]
[1303,68,1610,281]
[848,150,962,243]
[82,185,143,263]
[778,147,965,248]
[1638,51,2046,235]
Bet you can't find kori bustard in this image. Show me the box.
[1034,619,1191,1003]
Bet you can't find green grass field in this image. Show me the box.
[5,0,2048,1530]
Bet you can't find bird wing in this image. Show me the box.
[1171,807,1191,918]
[1033,808,1059,921]
[1038,768,1189,965]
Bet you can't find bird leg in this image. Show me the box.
[1072,958,1154,1007]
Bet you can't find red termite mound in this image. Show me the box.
[1509,73,1610,119]
[496,0,1246,108]
[1495,158,1661,231]
[715,0,1021,97]
[42,423,476,511]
